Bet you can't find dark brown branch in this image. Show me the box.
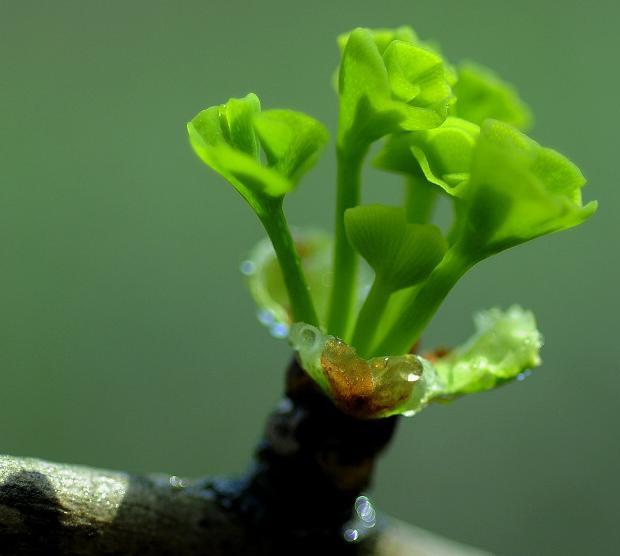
[0,455,488,555]
[0,455,237,555]
[0,360,491,555]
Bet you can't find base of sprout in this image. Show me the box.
[289,323,440,418]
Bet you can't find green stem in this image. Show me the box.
[259,201,319,327]
[367,285,419,355]
[327,146,366,339]
[373,248,472,355]
[350,278,391,358]
[404,175,438,224]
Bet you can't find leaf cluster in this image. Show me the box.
[186,25,596,417]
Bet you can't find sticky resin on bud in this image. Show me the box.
[289,323,441,418]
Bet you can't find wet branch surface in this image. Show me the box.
[0,359,490,556]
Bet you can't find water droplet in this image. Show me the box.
[300,326,317,347]
[257,309,275,326]
[355,496,376,525]
[355,496,369,513]
[169,475,186,488]
[276,398,294,413]
[239,260,255,276]
[517,369,533,382]
[406,372,420,382]
[270,323,289,338]
[343,528,359,542]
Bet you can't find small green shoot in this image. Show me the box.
[345,205,447,356]
[187,25,596,419]
[188,93,328,326]
[328,27,454,339]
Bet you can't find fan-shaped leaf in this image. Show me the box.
[345,205,447,291]
[253,109,329,185]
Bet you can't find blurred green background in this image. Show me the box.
[1,1,618,554]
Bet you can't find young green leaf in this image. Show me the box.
[372,117,478,229]
[337,28,394,150]
[453,119,597,261]
[431,306,543,397]
[337,25,457,84]
[188,94,286,206]
[218,94,262,156]
[345,205,447,355]
[374,120,597,357]
[253,109,329,185]
[453,62,532,130]
[337,26,419,55]
[188,94,329,205]
[383,41,453,130]
[345,205,447,292]
[188,94,329,326]
[374,117,480,196]
[337,28,453,151]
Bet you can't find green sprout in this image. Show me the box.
[187,26,596,419]
[188,94,327,326]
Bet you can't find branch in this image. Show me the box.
[0,360,492,555]
[0,454,236,555]
[0,455,490,556]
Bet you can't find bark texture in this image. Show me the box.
[0,359,492,555]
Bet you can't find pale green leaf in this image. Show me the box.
[218,93,261,156]
[384,41,452,127]
[337,26,419,55]
[188,94,329,205]
[345,205,447,291]
[337,28,453,151]
[453,120,597,260]
[531,147,586,199]
[374,117,479,195]
[454,62,532,130]
[337,28,394,149]
[253,109,329,185]
[203,142,292,198]
[432,306,543,397]
[411,118,479,193]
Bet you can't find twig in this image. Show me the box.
[0,359,492,555]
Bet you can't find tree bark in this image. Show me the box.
[0,359,491,555]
